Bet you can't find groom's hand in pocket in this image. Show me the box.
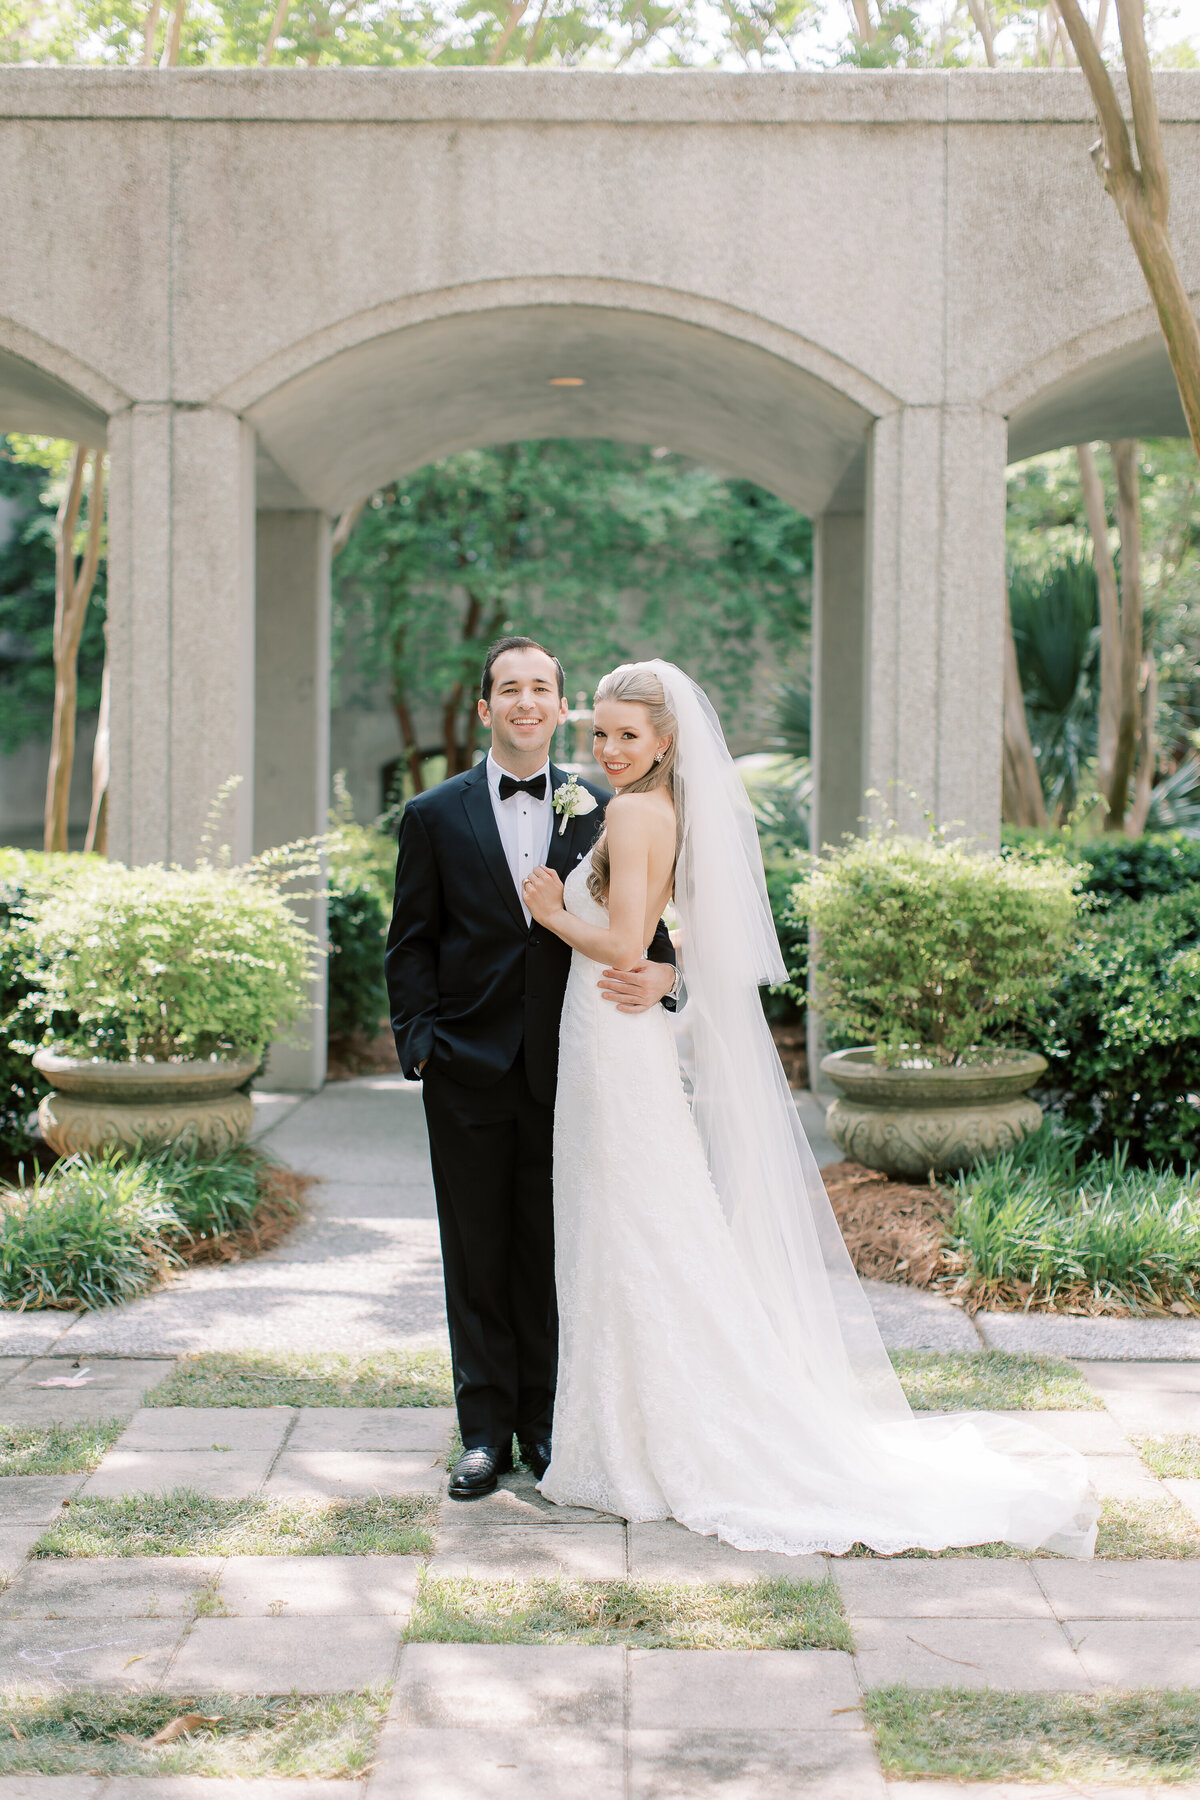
[598,960,676,1013]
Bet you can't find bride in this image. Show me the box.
[521,660,1098,1559]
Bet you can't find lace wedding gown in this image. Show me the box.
[540,850,1098,1559]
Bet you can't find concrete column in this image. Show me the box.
[107,404,256,866]
[254,510,331,1092]
[864,405,1008,849]
[811,512,866,855]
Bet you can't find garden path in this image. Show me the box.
[3,1075,1199,1362]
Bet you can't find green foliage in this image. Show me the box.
[796,833,1081,1064]
[0,1419,124,1475]
[761,853,808,1023]
[1007,555,1098,822]
[1072,830,1200,906]
[1034,886,1200,1165]
[24,859,315,1060]
[0,445,107,755]
[33,1489,435,1557]
[948,1124,1200,1312]
[0,1150,181,1310]
[336,441,811,784]
[145,1347,455,1408]
[143,1141,282,1247]
[325,779,393,1041]
[0,848,86,1154]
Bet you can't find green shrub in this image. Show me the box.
[0,849,89,1155]
[0,1151,181,1310]
[949,1124,1200,1312]
[326,877,389,1041]
[1074,832,1200,907]
[762,855,807,1024]
[144,1142,278,1248]
[25,861,315,1061]
[1034,885,1200,1165]
[796,833,1081,1065]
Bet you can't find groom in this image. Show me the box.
[385,637,678,1498]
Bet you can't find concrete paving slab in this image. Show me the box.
[0,1617,183,1691]
[627,1521,827,1586]
[1065,1617,1200,1685]
[460,1471,621,1526]
[59,1251,449,1356]
[1034,1558,1200,1619]
[393,1643,625,1728]
[167,1614,401,1692]
[101,1781,359,1799]
[0,1528,42,1577]
[315,1179,437,1219]
[1077,1361,1200,1393]
[860,1280,981,1354]
[851,1617,1091,1691]
[1165,1478,1200,1523]
[428,1521,628,1579]
[628,1648,861,1730]
[79,1449,273,1499]
[289,1406,455,1452]
[885,1787,1200,1800]
[0,1556,221,1618]
[366,1726,625,1800]
[0,1360,30,1388]
[1078,1453,1165,1499]
[264,1218,441,1259]
[260,1077,430,1185]
[795,1091,843,1169]
[991,1409,1133,1454]
[0,1317,78,1357]
[1098,1393,1200,1435]
[833,1559,1053,1619]
[217,1553,421,1616]
[114,1407,293,1452]
[264,1449,444,1499]
[248,1087,308,1138]
[980,1315,1200,1359]
[0,1779,106,1798]
[0,1475,81,1523]
[0,1359,174,1424]
[630,1728,888,1799]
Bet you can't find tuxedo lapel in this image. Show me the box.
[461,761,527,933]
[545,764,599,883]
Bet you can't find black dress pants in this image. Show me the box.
[421,1049,557,1449]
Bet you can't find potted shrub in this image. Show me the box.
[797,833,1080,1178]
[22,859,315,1157]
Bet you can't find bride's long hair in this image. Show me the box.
[586,664,678,905]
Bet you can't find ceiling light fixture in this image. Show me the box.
[548,376,585,387]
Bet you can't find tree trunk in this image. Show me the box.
[44,449,105,854]
[84,654,110,855]
[141,0,162,63]
[1057,0,1200,462]
[1126,653,1158,834]
[159,0,184,64]
[1105,438,1144,831]
[393,695,424,794]
[966,0,997,64]
[1002,600,1048,827]
[1076,443,1121,795]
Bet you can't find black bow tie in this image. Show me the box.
[498,772,547,802]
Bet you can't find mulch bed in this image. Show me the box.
[178,1165,315,1266]
[327,1027,401,1081]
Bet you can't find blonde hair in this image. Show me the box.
[587,664,678,904]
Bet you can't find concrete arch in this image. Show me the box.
[232,284,891,519]
[994,303,1191,462]
[0,316,127,444]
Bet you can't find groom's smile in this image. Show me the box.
[478,644,569,777]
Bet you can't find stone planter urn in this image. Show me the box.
[820,1046,1047,1180]
[33,1050,259,1158]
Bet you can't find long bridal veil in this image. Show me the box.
[646,659,1098,1558]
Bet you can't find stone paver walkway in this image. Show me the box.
[4,1074,1199,1361]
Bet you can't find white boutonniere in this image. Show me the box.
[552,773,598,836]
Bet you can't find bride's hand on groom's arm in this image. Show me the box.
[598,961,676,1013]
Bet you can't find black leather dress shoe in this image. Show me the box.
[449,1443,512,1499]
[518,1437,552,1479]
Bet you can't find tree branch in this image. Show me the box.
[1076,442,1121,795]
[330,496,365,558]
[1106,438,1143,830]
[1116,0,1169,227]
[141,0,162,65]
[965,0,996,66]
[1056,0,1137,196]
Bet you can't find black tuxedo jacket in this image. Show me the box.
[385,760,676,1106]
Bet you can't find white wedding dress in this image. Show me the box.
[541,828,1098,1557]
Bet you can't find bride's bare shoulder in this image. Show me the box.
[606,789,676,844]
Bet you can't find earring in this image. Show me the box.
[654,752,664,763]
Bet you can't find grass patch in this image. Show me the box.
[865,1686,1200,1783]
[408,1573,851,1651]
[31,1489,436,1557]
[890,1349,1099,1412]
[1140,1434,1200,1479]
[942,1126,1200,1315]
[1096,1495,1200,1558]
[0,1690,384,1779]
[145,1348,454,1409]
[0,1419,124,1476]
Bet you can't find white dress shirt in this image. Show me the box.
[487,752,555,927]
